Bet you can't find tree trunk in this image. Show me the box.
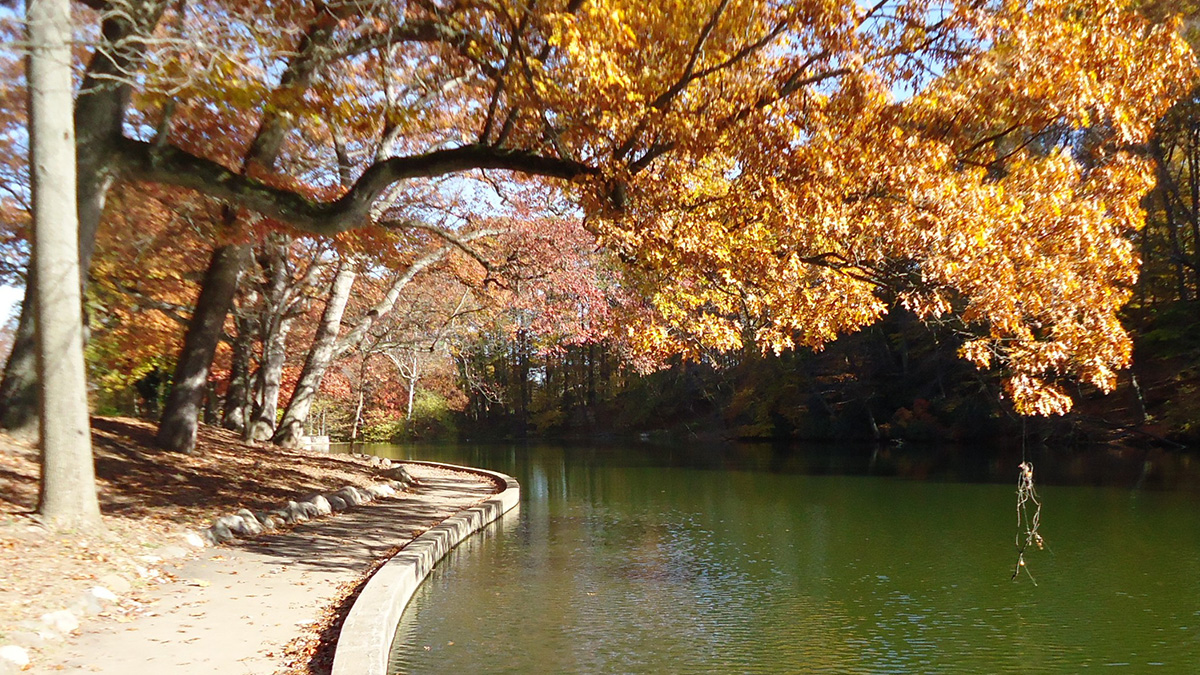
[274,257,356,447]
[273,243,456,446]
[331,245,452,359]
[406,368,418,420]
[0,0,169,434]
[221,315,253,432]
[587,343,596,407]
[155,242,249,453]
[154,13,340,450]
[246,316,292,442]
[350,386,365,442]
[28,0,102,528]
[1162,180,1190,301]
[0,295,37,437]
[515,332,530,435]
[244,237,291,442]
[203,382,220,425]
[383,350,421,423]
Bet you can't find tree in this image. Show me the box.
[2,0,1196,442]
[271,226,498,446]
[27,0,101,528]
[154,240,249,452]
[129,0,1199,416]
[85,182,224,406]
[152,0,351,452]
[241,235,327,442]
[272,253,356,446]
[0,0,169,434]
[580,0,1197,415]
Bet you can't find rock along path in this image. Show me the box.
[32,464,498,675]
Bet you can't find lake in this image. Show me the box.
[350,442,1200,673]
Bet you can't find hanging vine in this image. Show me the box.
[1012,461,1044,585]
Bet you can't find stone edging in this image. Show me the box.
[0,461,415,674]
[331,461,520,675]
[198,466,413,546]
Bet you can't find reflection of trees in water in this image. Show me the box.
[754,441,1200,491]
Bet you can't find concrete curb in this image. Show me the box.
[331,461,519,675]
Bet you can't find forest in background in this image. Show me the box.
[1,0,1197,462]
[2,239,1199,450]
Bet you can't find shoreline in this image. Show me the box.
[331,461,519,675]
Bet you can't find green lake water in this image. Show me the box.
[355,443,1200,673]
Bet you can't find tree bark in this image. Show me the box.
[243,238,292,442]
[116,139,592,237]
[203,382,220,425]
[246,317,292,442]
[221,315,254,432]
[274,256,356,447]
[407,372,417,420]
[0,294,37,437]
[28,0,102,528]
[155,242,250,453]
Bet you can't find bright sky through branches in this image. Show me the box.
[0,285,19,323]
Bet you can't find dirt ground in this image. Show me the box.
[0,416,405,669]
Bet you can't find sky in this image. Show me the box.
[0,285,21,324]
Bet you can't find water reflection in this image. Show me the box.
[367,443,1200,673]
[344,440,1200,492]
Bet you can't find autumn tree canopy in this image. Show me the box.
[3,0,1197,423]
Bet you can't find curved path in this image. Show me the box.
[34,464,498,674]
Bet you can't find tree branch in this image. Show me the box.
[116,138,595,236]
[392,223,505,272]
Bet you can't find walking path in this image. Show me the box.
[31,464,498,674]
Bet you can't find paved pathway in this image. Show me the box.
[33,465,497,674]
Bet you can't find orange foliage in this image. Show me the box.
[61,0,1200,418]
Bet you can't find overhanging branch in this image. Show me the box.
[115,138,595,236]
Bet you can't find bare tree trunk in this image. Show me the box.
[351,387,365,442]
[247,316,292,442]
[383,350,421,421]
[221,315,253,432]
[274,256,356,447]
[155,242,250,453]
[244,238,291,442]
[406,366,418,421]
[28,0,101,528]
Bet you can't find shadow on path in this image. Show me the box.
[233,474,498,575]
[38,466,499,675]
